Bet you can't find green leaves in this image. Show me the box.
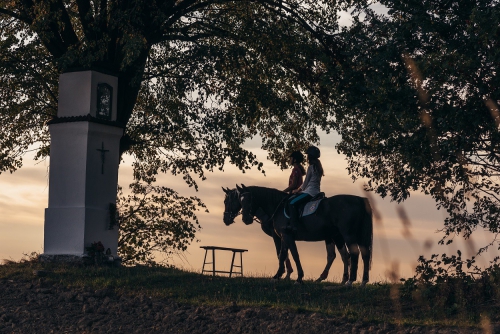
[0,0,347,176]
[332,0,500,243]
[117,182,206,265]
[0,0,354,263]
[0,17,57,172]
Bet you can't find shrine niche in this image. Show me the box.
[96,83,113,121]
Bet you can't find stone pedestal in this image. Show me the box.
[43,70,123,258]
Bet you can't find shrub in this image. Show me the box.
[401,251,500,319]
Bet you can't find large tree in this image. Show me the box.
[0,0,355,263]
[330,0,500,246]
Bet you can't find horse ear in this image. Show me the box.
[222,187,229,194]
[241,184,247,190]
[236,184,242,192]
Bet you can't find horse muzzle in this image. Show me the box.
[241,212,254,225]
[223,212,236,226]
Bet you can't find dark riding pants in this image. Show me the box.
[288,193,312,231]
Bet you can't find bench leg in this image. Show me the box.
[230,252,236,278]
[212,249,216,276]
[240,252,244,276]
[202,249,208,274]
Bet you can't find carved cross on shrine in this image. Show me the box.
[96,142,109,174]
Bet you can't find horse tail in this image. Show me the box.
[361,197,373,269]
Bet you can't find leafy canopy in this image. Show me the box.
[333,0,500,244]
[0,0,359,263]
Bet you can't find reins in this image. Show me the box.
[239,189,290,226]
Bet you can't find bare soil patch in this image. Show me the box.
[0,275,489,334]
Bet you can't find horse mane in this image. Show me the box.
[247,186,288,213]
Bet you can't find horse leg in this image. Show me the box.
[331,227,349,284]
[283,234,304,284]
[359,202,373,287]
[360,245,371,286]
[273,234,293,279]
[316,240,335,282]
[346,243,360,286]
[338,244,350,284]
[273,240,287,280]
[285,256,293,280]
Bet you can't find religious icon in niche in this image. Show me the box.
[96,83,112,120]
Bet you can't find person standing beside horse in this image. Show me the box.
[287,146,324,232]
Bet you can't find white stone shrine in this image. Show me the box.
[43,70,123,260]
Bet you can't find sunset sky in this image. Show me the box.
[1,5,498,283]
[1,129,498,283]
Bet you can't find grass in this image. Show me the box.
[0,260,496,330]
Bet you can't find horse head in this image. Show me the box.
[222,187,241,226]
[236,184,255,225]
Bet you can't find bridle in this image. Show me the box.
[224,190,242,224]
[224,209,241,222]
[238,191,260,223]
[226,189,284,225]
[239,191,268,225]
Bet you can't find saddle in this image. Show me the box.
[284,192,325,219]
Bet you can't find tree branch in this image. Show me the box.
[0,7,25,22]
[152,0,236,42]
[56,0,80,46]
[75,0,95,38]
[259,0,340,60]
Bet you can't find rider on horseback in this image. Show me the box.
[283,151,306,194]
[287,146,324,233]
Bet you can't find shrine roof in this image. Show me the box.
[47,114,125,128]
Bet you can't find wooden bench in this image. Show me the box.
[200,246,248,277]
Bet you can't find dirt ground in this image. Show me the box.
[0,276,491,334]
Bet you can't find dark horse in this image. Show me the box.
[224,185,373,285]
[223,187,301,279]
[223,187,349,282]
[222,188,349,283]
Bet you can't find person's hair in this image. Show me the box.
[289,151,304,164]
[308,157,324,177]
[298,163,306,175]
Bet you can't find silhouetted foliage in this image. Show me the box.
[0,0,359,263]
[332,1,500,246]
[401,251,500,319]
[117,183,206,265]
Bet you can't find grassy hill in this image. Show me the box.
[1,260,498,332]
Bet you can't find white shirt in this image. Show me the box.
[301,165,321,197]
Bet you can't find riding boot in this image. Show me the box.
[288,205,299,233]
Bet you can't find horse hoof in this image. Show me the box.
[284,275,291,280]
[294,280,304,285]
[361,280,369,287]
[316,272,328,282]
[345,281,353,287]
